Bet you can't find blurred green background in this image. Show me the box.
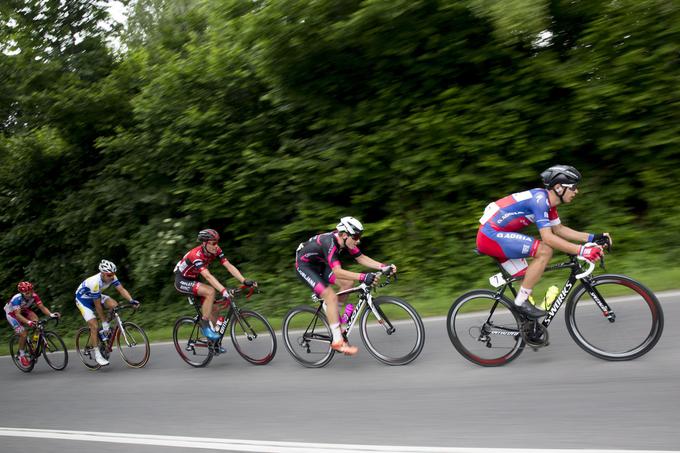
[1,0,678,339]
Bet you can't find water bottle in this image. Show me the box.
[32,331,39,342]
[541,285,560,310]
[340,304,354,325]
[215,316,225,335]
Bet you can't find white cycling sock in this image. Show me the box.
[514,286,533,306]
[331,323,342,342]
[19,349,25,356]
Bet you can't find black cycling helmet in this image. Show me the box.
[197,229,220,243]
[540,165,582,188]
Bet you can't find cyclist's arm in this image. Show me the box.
[355,254,386,270]
[539,227,580,255]
[221,259,247,284]
[37,304,52,317]
[199,268,227,293]
[331,264,365,282]
[551,223,590,243]
[115,284,134,303]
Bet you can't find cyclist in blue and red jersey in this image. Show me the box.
[4,281,60,367]
[174,229,256,341]
[295,217,396,356]
[476,165,612,318]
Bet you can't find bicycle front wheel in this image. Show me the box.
[447,290,524,366]
[42,331,68,371]
[282,305,334,368]
[230,310,277,365]
[565,275,664,361]
[360,296,425,365]
[116,322,150,368]
[75,327,101,370]
[173,316,213,367]
[9,334,35,372]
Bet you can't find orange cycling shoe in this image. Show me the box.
[331,340,358,356]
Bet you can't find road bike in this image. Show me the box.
[447,240,664,366]
[75,303,150,370]
[282,270,425,367]
[9,316,68,372]
[173,286,276,367]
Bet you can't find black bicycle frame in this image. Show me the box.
[488,256,615,329]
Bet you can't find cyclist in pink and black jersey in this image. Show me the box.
[174,229,256,341]
[295,217,396,356]
[4,281,60,367]
[476,165,612,318]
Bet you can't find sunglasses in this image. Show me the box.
[350,233,362,240]
[561,183,578,191]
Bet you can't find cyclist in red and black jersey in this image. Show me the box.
[174,229,256,341]
[295,217,396,355]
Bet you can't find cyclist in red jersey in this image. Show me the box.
[174,229,256,341]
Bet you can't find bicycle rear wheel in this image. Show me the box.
[447,290,524,366]
[566,275,664,361]
[9,334,35,372]
[75,327,101,370]
[116,322,150,368]
[42,331,68,370]
[173,316,213,367]
[282,305,334,368]
[230,310,277,365]
[360,296,425,365]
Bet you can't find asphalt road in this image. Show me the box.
[1,291,678,452]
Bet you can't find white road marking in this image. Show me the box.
[0,427,677,453]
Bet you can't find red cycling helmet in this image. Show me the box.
[17,281,33,293]
[197,229,220,243]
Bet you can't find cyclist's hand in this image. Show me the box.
[50,312,61,319]
[361,272,380,287]
[380,264,397,276]
[579,244,604,262]
[26,320,36,328]
[242,279,257,287]
[593,233,613,249]
[129,299,140,307]
[221,288,234,300]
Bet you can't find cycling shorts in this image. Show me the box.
[4,308,34,333]
[174,272,201,296]
[75,294,111,322]
[476,224,540,260]
[295,255,337,296]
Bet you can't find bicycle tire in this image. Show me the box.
[447,289,525,366]
[230,310,277,365]
[116,321,150,368]
[75,326,101,370]
[9,334,35,372]
[565,274,664,361]
[359,296,425,365]
[173,316,214,367]
[282,305,334,368]
[42,331,68,371]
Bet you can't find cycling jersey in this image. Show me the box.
[174,245,228,279]
[295,232,361,295]
[75,273,121,308]
[477,188,560,260]
[4,292,43,315]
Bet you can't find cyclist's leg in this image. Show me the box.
[102,294,118,311]
[6,311,28,351]
[195,283,217,321]
[76,299,100,347]
[522,241,553,289]
[336,276,354,304]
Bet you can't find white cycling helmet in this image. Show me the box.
[336,216,364,235]
[98,259,117,273]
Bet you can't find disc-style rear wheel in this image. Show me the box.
[173,316,213,367]
[447,290,524,366]
[9,334,35,372]
[75,327,101,370]
[282,305,334,368]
